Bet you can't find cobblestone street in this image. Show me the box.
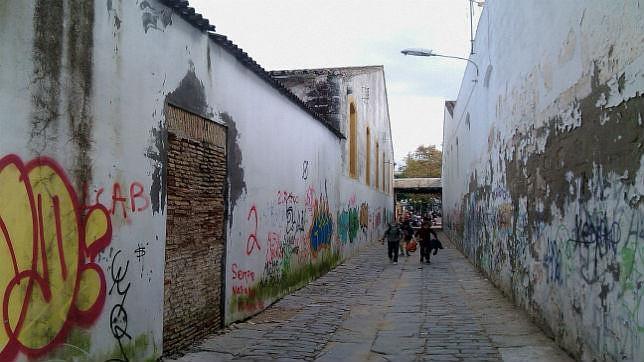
[168,234,572,362]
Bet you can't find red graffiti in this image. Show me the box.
[305,186,316,212]
[232,285,255,297]
[91,181,150,219]
[277,191,298,205]
[266,232,283,264]
[246,205,261,255]
[0,155,111,360]
[236,300,264,312]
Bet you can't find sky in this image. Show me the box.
[188,0,482,166]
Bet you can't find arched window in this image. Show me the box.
[366,127,371,186]
[349,103,357,178]
[375,142,379,189]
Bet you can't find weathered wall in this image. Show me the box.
[0,0,219,360]
[0,1,394,359]
[442,1,643,360]
[213,62,394,323]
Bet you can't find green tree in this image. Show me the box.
[397,144,442,178]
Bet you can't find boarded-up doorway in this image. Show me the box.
[163,104,227,354]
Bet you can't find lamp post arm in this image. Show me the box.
[433,54,479,77]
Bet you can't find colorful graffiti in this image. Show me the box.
[309,197,333,252]
[0,155,112,360]
[337,207,359,244]
[359,203,369,231]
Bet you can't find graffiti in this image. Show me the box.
[302,160,310,180]
[266,232,283,265]
[543,239,563,285]
[134,243,146,262]
[108,250,131,362]
[231,263,255,284]
[246,205,261,255]
[0,155,111,360]
[277,191,298,205]
[305,186,316,212]
[134,241,149,279]
[337,207,359,244]
[309,197,333,252]
[359,203,369,231]
[569,208,621,284]
[231,285,255,297]
[375,209,382,229]
[90,181,150,220]
[285,206,305,236]
[231,262,256,297]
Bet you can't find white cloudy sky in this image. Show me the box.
[188,0,482,165]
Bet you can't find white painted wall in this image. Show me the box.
[213,59,394,323]
[443,1,644,360]
[0,1,394,359]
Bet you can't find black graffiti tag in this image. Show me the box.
[107,250,131,362]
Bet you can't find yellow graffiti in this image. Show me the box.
[0,155,111,359]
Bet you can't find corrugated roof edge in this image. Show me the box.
[209,33,345,139]
[160,0,216,32]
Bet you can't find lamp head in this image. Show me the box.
[400,48,435,57]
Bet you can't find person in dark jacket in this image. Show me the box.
[416,220,440,263]
[382,221,403,264]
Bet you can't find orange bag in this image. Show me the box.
[405,240,417,252]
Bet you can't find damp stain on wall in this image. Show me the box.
[66,0,96,202]
[220,112,246,227]
[146,121,167,215]
[166,65,212,119]
[30,0,64,152]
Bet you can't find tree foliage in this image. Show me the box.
[397,144,442,178]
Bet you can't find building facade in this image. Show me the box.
[0,0,393,360]
[442,1,643,360]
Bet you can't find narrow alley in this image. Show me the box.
[169,234,572,362]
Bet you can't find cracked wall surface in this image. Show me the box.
[0,1,395,360]
[442,1,643,361]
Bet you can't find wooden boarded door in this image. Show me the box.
[163,104,227,354]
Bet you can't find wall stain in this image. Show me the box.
[220,112,245,227]
[67,0,96,203]
[505,62,644,228]
[139,0,173,34]
[30,0,64,153]
[146,121,167,214]
[166,65,212,119]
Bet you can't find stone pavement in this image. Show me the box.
[167,234,572,361]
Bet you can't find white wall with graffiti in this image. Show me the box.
[442,1,643,360]
[213,52,394,323]
[0,0,394,360]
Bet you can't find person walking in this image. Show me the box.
[382,220,403,264]
[400,217,414,257]
[416,220,438,263]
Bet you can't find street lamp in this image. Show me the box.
[400,48,479,78]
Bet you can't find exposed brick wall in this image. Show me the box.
[163,104,227,354]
